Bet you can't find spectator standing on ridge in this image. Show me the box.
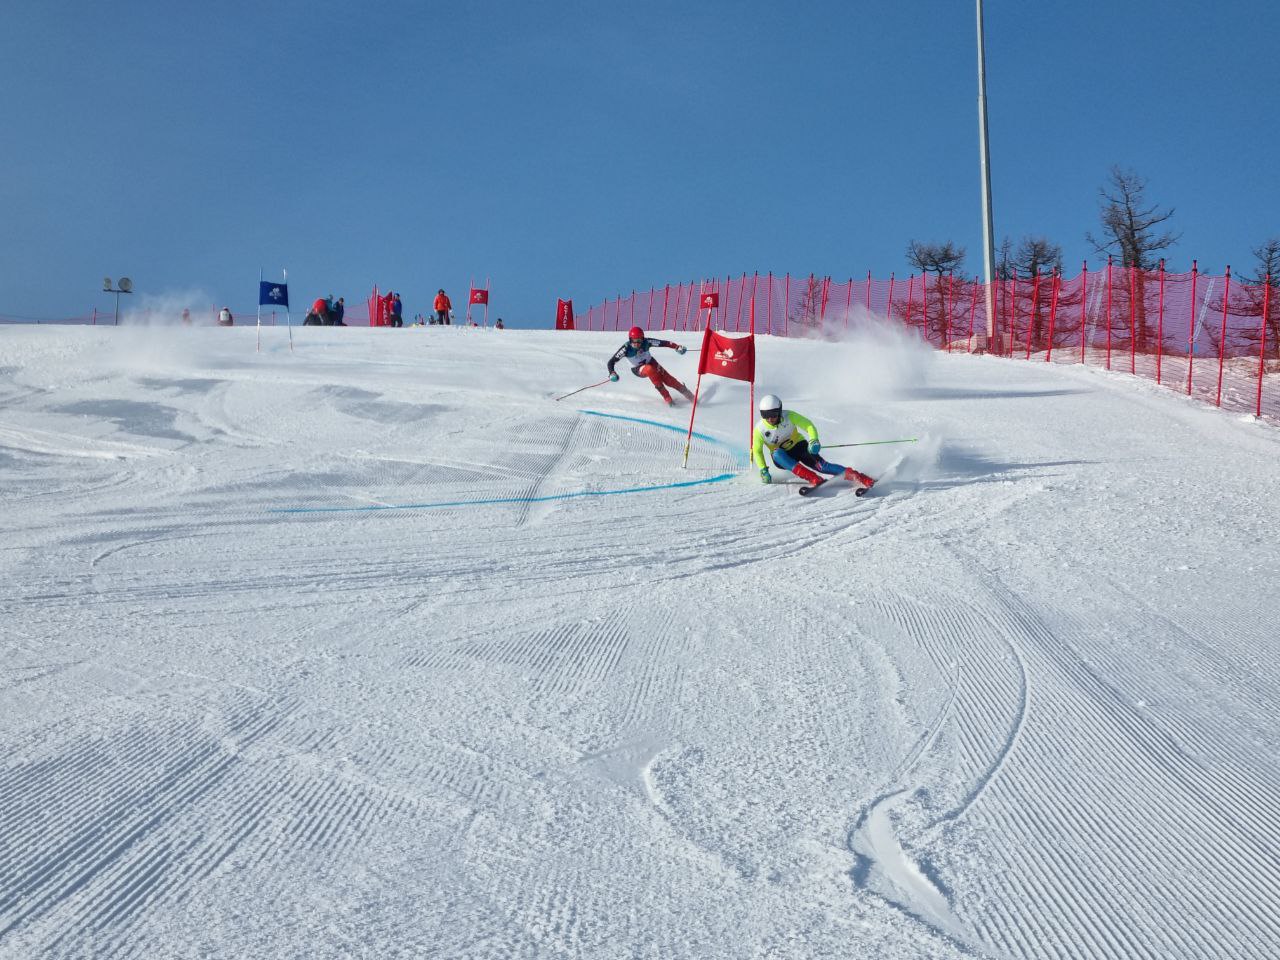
[606,326,694,406]
[181,308,192,326]
[217,306,234,326]
[332,296,346,326]
[495,318,505,330]
[309,297,330,326]
[390,292,403,327]
[434,289,452,325]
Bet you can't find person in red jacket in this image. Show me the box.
[307,297,330,326]
[433,289,452,325]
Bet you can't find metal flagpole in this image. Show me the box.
[284,269,293,353]
[976,0,997,347]
[256,268,262,353]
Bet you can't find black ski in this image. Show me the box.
[798,480,828,496]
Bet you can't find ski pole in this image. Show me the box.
[822,437,918,450]
[554,378,612,402]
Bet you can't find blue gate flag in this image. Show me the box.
[259,281,289,307]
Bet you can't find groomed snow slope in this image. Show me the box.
[1,324,1277,960]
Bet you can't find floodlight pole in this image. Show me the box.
[976,0,996,344]
[104,279,132,325]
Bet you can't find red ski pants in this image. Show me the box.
[637,362,683,394]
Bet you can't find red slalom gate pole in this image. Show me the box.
[845,276,853,330]
[1156,260,1166,384]
[1216,266,1232,407]
[865,270,872,314]
[1187,261,1198,395]
[886,273,895,328]
[1079,261,1089,365]
[662,285,670,330]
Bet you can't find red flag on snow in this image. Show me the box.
[469,288,489,305]
[556,298,575,330]
[697,327,755,382]
[700,291,719,309]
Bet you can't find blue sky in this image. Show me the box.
[2,1,1275,326]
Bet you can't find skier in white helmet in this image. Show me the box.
[752,394,875,494]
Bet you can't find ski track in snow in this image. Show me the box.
[1,326,1278,959]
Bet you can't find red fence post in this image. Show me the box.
[966,278,980,353]
[886,273,895,328]
[1105,256,1114,370]
[1258,274,1271,418]
[1216,266,1232,407]
[1186,261,1198,395]
[845,276,853,330]
[1079,261,1088,365]
[1025,268,1041,360]
[1128,263,1137,374]
[1155,261,1166,384]
[865,269,872,314]
[1046,270,1060,362]
[904,274,915,332]
[767,272,773,336]
[736,273,747,332]
[1004,271,1016,357]
[944,272,955,351]
[784,273,791,338]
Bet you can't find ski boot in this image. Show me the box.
[844,468,875,495]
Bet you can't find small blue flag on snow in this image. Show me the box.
[259,281,289,307]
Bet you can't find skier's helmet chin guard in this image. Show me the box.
[627,325,645,343]
[759,394,783,425]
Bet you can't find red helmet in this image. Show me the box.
[628,326,644,340]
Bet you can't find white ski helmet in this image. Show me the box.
[759,394,783,421]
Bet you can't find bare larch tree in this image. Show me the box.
[1245,238,1280,362]
[1086,167,1179,351]
[907,241,966,342]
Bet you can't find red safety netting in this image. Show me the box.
[572,266,1279,422]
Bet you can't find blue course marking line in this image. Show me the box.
[272,473,735,514]
[272,408,744,515]
[580,409,750,468]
